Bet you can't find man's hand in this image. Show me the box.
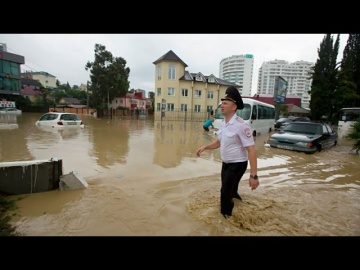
[249,178,259,190]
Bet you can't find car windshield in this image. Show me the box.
[292,117,310,122]
[40,114,57,121]
[283,123,322,135]
[60,114,80,121]
[277,118,289,123]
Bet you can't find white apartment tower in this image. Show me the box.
[257,60,314,108]
[219,54,254,96]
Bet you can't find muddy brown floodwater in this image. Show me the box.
[1,113,359,236]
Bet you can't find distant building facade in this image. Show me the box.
[59,97,81,105]
[79,83,87,91]
[219,54,254,96]
[0,43,25,96]
[244,93,309,116]
[153,50,237,120]
[256,60,313,109]
[112,90,152,111]
[21,71,57,89]
[20,78,42,103]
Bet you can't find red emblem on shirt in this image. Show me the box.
[245,128,251,138]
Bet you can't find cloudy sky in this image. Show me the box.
[0,34,349,95]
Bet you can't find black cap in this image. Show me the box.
[221,86,244,110]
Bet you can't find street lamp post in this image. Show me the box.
[107,89,110,110]
[87,82,89,115]
[108,86,113,119]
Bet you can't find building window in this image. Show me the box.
[167,103,174,111]
[194,105,201,112]
[157,88,161,96]
[180,104,188,111]
[157,65,162,80]
[208,76,215,83]
[195,74,202,82]
[2,61,10,74]
[156,103,161,111]
[195,90,202,98]
[181,88,188,97]
[207,105,213,113]
[3,78,11,90]
[10,63,20,75]
[207,91,214,99]
[168,87,175,96]
[168,65,175,80]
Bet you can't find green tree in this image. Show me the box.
[58,83,71,92]
[148,91,155,113]
[309,34,340,121]
[279,103,289,116]
[85,44,130,114]
[337,34,360,108]
[50,89,66,103]
[37,84,50,108]
[333,66,358,110]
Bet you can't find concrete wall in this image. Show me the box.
[0,159,62,195]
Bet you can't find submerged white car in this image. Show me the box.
[35,112,84,128]
[0,107,22,114]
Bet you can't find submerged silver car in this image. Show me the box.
[274,116,310,130]
[267,121,338,154]
[35,112,84,128]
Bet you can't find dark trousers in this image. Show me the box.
[220,161,248,216]
[203,126,209,131]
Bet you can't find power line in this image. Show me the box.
[5,45,45,73]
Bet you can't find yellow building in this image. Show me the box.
[21,71,57,89]
[153,50,238,121]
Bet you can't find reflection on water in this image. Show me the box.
[1,113,359,236]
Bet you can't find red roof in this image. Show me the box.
[244,94,301,107]
[21,86,41,96]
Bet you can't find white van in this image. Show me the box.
[213,98,275,137]
[338,107,360,138]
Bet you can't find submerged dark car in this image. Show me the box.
[267,121,338,154]
[274,116,310,130]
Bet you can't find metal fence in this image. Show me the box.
[44,107,211,122]
[153,109,211,122]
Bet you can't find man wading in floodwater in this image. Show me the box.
[196,86,259,219]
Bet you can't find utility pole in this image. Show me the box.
[108,86,113,119]
[87,81,89,115]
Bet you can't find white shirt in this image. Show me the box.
[217,114,255,163]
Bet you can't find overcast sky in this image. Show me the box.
[0,34,349,95]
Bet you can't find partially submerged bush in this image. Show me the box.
[347,120,360,154]
[0,195,18,236]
